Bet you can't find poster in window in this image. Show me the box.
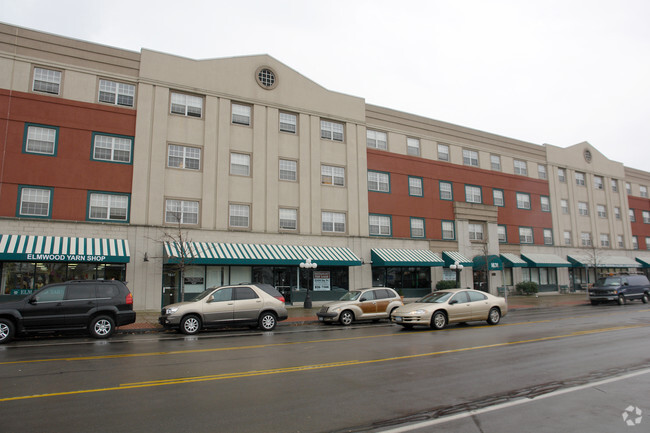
[313,271,331,291]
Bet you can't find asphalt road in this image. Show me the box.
[0,302,649,433]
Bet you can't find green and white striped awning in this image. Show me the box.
[521,253,571,268]
[636,256,650,268]
[164,242,361,266]
[500,253,527,267]
[442,251,473,267]
[371,249,444,267]
[0,234,130,263]
[568,255,641,268]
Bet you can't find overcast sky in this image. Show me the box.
[3,0,649,171]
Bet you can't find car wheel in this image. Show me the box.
[431,311,447,330]
[642,294,649,304]
[339,310,354,326]
[180,315,201,335]
[89,315,115,339]
[617,295,626,305]
[0,318,15,344]
[389,307,398,320]
[258,312,277,331]
[487,307,501,325]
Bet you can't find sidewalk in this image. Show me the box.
[118,293,590,333]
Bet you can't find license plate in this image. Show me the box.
[318,317,323,321]
[394,316,403,323]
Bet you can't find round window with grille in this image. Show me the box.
[256,67,278,89]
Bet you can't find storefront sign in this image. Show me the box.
[313,271,331,291]
[25,254,107,262]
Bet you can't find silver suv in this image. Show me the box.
[159,284,288,333]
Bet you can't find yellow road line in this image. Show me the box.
[0,323,645,403]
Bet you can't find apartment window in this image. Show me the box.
[643,210,650,224]
[170,92,202,117]
[92,133,133,164]
[493,189,504,207]
[18,186,52,218]
[538,165,547,179]
[597,205,607,218]
[366,130,387,150]
[24,124,58,155]
[408,176,423,197]
[611,179,618,192]
[279,208,297,230]
[578,202,589,216]
[633,236,639,250]
[33,67,61,94]
[321,120,344,142]
[599,233,609,249]
[469,223,484,241]
[514,160,527,176]
[564,231,572,246]
[630,209,636,222]
[322,211,346,233]
[626,182,632,194]
[279,159,297,181]
[543,229,553,245]
[98,79,135,107]
[498,225,507,243]
[646,237,650,250]
[614,207,621,220]
[617,235,624,248]
[368,171,390,192]
[465,185,482,204]
[232,103,251,126]
[519,227,533,244]
[581,232,592,247]
[229,204,250,228]
[279,112,297,133]
[593,176,604,190]
[321,165,345,186]
[439,181,453,201]
[230,153,251,176]
[88,192,129,222]
[641,185,648,198]
[407,138,420,156]
[516,193,531,210]
[437,144,450,161]
[442,220,455,240]
[561,199,569,214]
[165,199,199,225]
[369,215,391,236]
[463,149,479,167]
[491,155,501,171]
[558,168,566,183]
[541,196,550,212]
[410,218,425,238]
[575,172,585,186]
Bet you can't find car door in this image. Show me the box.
[233,286,263,323]
[467,291,490,320]
[64,284,98,328]
[21,284,67,330]
[373,289,391,317]
[202,287,234,325]
[446,291,472,322]
[358,290,377,318]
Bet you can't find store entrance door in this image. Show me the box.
[274,267,293,304]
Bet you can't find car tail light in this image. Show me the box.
[274,295,285,303]
[126,293,133,305]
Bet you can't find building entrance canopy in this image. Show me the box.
[0,234,130,263]
[473,255,503,271]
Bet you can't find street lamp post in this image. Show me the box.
[299,258,317,309]
[450,261,463,288]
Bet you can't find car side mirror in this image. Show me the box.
[449,299,458,305]
[360,297,367,302]
[623,282,629,286]
[28,297,37,304]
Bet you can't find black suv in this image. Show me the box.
[0,280,136,344]
[589,274,650,305]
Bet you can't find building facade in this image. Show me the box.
[1,23,650,310]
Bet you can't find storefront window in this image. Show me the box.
[373,266,431,296]
[2,262,36,295]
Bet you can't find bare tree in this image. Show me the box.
[160,212,194,302]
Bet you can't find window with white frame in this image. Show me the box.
[279,208,297,230]
[465,185,482,203]
[409,177,423,196]
[89,192,129,222]
[575,172,585,186]
[558,168,566,183]
[633,236,639,249]
[614,207,621,220]
[168,144,200,170]
[541,196,550,212]
[493,189,504,206]
[442,220,455,240]
[410,218,425,238]
[543,229,553,245]
[320,120,344,142]
[630,209,636,222]
[407,138,420,156]
[279,112,297,133]
[617,235,624,248]
[469,223,484,241]
[463,149,479,167]
[437,144,450,161]
[611,179,618,192]
[516,193,531,210]
[641,185,648,198]
[597,205,607,218]
[519,227,533,244]
[491,155,501,171]
[230,153,251,176]
[366,130,387,150]
[170,92,202,117]
[600,234,610,247]
[498,225,507,243]
[232,103,251,125]
[98,79,135,107]
[514,159,527,175]
[369,215,391,236]
[581,232,592,247]
[578,202,589,216]
[368,171,389,192]
[18,186,51,217]
[626,182,632,194]
[561,199,569,214]
[25,125,57,155]
[279,159,297,181]
[33,67,61,94]
[538,165,547,179]
[564,231,572,246]
[93,134,133,163]
[321,165,345,186]
[593,176,604,189]
[165,199,199,225]
[440,181,453,200]
[643,210,650,224]
[322,211,346,233]
[646,237,650,250]
[229,204,250,228]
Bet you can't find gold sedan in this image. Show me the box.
[391,289,507,329]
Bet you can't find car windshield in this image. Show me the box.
[417,291,453,303]
[595,277,621,287]
[339,291,362,301]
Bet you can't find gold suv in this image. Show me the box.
[316,287,403,325]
